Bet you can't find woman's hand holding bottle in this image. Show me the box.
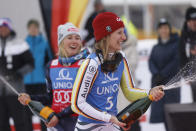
[110,115,131,130]
[149,85,165,101]
[45,115,59,127]
[18,93,31,105]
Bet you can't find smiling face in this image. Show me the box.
[107,27,126,53]
[62,34,81,57]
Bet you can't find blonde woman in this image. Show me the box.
[18,22,89,131]
[71,12,164,131]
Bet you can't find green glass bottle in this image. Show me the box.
[26,100,55,123]
[117,95,153,126]
[0,76,55,123]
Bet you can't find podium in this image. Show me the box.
[165,103,196,131]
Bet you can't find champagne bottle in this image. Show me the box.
[0,76,55,123]
[117,95,153,126]
[26,100,55,123]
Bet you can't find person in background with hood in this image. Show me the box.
[179,7,196,102]
[149,18,180,131]
[24,19,53,131]
[82,0,106,49]
[0,18,34,131]
[179,6,196,68]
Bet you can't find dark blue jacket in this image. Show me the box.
[149,33,180,83]
[149,33,181,124]
[24,34,53,84]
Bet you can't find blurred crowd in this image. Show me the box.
[0,0,196,131]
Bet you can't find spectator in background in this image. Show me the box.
[179,6,196,68]
[189,39,196,60]
[190,40,196,57]
[0,18,34,131]
[179,7,196,102]
[117,28,141,131]
[24,19,53,131]
[186,38,196,102]
[149,18,180,131]
[83,0,106,49]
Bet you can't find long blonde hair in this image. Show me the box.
[94,36,110,60]
[95,35,122,72]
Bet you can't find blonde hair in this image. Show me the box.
[57,39,82,57]
[58,41,68,57]
[94,36,110,60]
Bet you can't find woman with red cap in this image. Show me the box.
[71,12,164,131]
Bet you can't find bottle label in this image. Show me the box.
[40,106,54,120]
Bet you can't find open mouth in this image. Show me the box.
[70,45,77,49]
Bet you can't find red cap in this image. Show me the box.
[92,12,124,41]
